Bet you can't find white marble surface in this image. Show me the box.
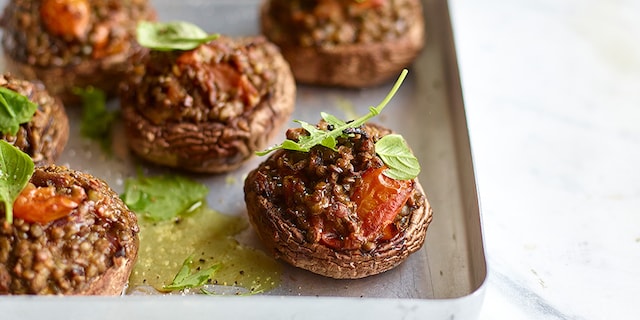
[449,0,640,319]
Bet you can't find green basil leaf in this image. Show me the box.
[375,134,421,180]
[163,254,221,291]
[121,174,209,222]
[0,87,38,136]
[73,87,117,153]
[0,140,35,223]
[136,21,219,51]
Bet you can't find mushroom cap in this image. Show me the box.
[0,0,156,104]
[0,165,139,295]
[245,176,431,279]
[260,0,425,88]
[243,121,433,279]
[0,73,69,166]
[120,36,296,174]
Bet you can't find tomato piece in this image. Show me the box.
[40,0,91,39]
[13,184,86,224]
[353,0,386,9]
[176,49,260,107]
[352,166,414,241]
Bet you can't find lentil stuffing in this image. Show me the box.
[264,0,415,46]
[0,166,139,295]
[125,36,279,126]
[0,0,154,67]
[0,73,68,166]
[247,122,424,252]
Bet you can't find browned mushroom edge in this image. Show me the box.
[0,165,139,295]
[244,123,432,279]
[120,35,296,174]
[0,0,156,104]
[0,73,69,166]
[260,0,426,88]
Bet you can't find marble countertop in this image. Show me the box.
[449,0,640,318]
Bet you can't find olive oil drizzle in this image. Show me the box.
[128,206,281,295]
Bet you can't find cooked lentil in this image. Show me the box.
[0,165,139,295]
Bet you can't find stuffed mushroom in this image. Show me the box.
[120,34,296,174]
[0,165,139,295]
[260,0,425,88]
[0,0,156,104]
[0,73,68,166]
[244,118,432,279]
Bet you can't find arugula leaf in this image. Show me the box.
[121,174,208,222]
[72,87,117,153]
[163,254,221,291]
[256,69,408,156]
[0,87,38,136]
[136,21,219,51]
[375,134,421,180]
[256,70,420,180]
[0,140,35,223]
[320,112,347,127]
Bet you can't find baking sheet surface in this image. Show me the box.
[0,0,486,317]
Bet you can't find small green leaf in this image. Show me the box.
[0,140,35,223]
[375,134,421,180]
[0,87,38,136]
[320,112,347,127]
[121,174,209,222]
[136,21,219,51]
[73,87,117,153]
[163,254,221,291]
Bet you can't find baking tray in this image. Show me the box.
[0,0,487,318]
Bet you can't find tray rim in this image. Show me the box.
[0,0,488,317]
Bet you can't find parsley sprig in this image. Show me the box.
[257,70,420,180]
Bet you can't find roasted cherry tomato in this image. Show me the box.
[353,0,385,9]
[40,0,91,39]
[352,166,414,241]
[13,183,86,224]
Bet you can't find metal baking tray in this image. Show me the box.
[0,0,487,318]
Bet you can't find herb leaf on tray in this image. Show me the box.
[162,254,221,291]
[73,86,117,153]
[121,174,208,222]
[0,140,35,224]
[136,21,219,51]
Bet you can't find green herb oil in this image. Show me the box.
[128,207,281,294]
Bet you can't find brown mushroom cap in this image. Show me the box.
[0,73,69,166]
[0,0,156,104]
[120,36,296,174]
[260,0,425,88]
[245,177,431,279]
[0,165,139,295]
[243,123,432,279]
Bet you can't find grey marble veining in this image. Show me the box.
[449,0,640,318]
